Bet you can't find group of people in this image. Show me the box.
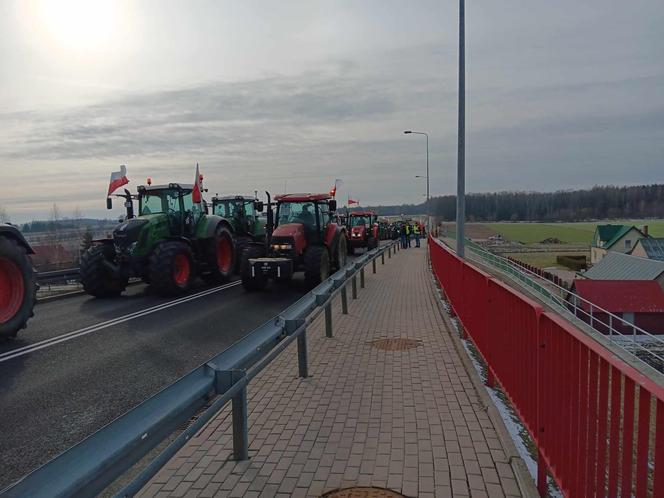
[400,222,425,249]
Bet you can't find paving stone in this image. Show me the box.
[137,246,523,498]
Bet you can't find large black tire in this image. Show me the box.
[80,244,127,298]
[0,236,37,338]
[149,241,194,296]
[234,236,252,273]
[240,245,267,291]
[368,236,378,250]
[348,243,355,256]
[203,226,235,284]
[304,246,330,288]
[334,235,348,270]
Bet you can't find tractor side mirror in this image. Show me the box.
[328,199,337,212]
[255,201,264,212]
[106,197,113,210]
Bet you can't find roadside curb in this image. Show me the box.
[426,252,539,498]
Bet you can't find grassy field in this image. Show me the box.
[484,220,664,244]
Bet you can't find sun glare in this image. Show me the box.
[29,0,118,52]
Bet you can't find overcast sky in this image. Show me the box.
[1,0,663,222]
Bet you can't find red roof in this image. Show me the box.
[571,280,664,313]
[275,193,331,202]
[349,211,376,217]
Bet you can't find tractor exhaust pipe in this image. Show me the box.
[265,191,274,248]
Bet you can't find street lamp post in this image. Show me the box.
[456,0,466,258]
[403,130,430,232]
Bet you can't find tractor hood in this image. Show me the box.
[273,223,304,239]
[351,225,366,237]
[272,223,306,254]
[113,217,150,248]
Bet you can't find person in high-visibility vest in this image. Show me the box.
[413,223,421,247]
[405,223,412,248]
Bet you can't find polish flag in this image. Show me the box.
[192,163,203,204]
[348,198,359,205]
[107,165,129,196]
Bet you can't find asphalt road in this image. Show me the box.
[0,272,317,490]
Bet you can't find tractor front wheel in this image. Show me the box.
[240,246,268,291]
[80,245,127,298]
[0,237,37,338]
[304,246,330,288]
[149,241,194,296]
[204,226,235,283]
[335,235,348,270]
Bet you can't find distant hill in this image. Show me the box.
[355,183,664,222]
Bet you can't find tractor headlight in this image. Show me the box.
[352,232,361,238]
[271,243,292,251]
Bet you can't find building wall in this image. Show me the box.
[630,241,648,258]
[611,228,646,255]
[636,313,664,334]
[590,246,606,264]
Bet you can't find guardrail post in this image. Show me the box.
[325,303,333,338]
[382,252,385,265]
[341,285,348,314]
[360,268,365,288]
[352,275,357,299]
[297,330,308,378]
[231,370,248,461]
[388,246,392,259]
[372,259,376,273]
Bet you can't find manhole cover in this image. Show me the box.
[322,487,406,498]
[367,338,422,351]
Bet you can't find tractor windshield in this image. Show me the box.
[276,202,316,227]
[139,189,192,215]
[350,216,367,227]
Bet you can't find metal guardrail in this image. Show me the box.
[2,241,400,498]
[445,237,664,374]
[36,268,80,285]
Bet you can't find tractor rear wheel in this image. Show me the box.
[335,235,348,270]
[0,237,37,338]
[80,244,127,298]
[304,246,330,288]
[149,241,194,296]
[234,236,252,272]
[204,226,235,283]
[240,246,267,291]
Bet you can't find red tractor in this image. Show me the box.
[240,193,348,290]
[346,211,379,254]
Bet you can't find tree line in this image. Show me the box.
[356,184,664,222]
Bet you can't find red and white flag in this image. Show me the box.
[107,165,129,196]
[329,179,343,197]
[348,198,359,205]
[192,163,203,204]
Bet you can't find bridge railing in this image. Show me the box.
[2,241,400,498]
[430,235,664,497]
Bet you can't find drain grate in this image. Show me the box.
[367,338,422,351]
[322,487,407,498]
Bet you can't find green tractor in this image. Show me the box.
[211,195,266,269]
[80,183,236,297]
[0,224,37,338]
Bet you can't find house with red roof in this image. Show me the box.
[567,279,664,334]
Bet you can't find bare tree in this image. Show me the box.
[72,206,83,222]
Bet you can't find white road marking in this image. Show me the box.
[0,281,241,363]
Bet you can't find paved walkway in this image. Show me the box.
[139,243,525,498]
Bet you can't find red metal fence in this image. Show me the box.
[429,236,664,497]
